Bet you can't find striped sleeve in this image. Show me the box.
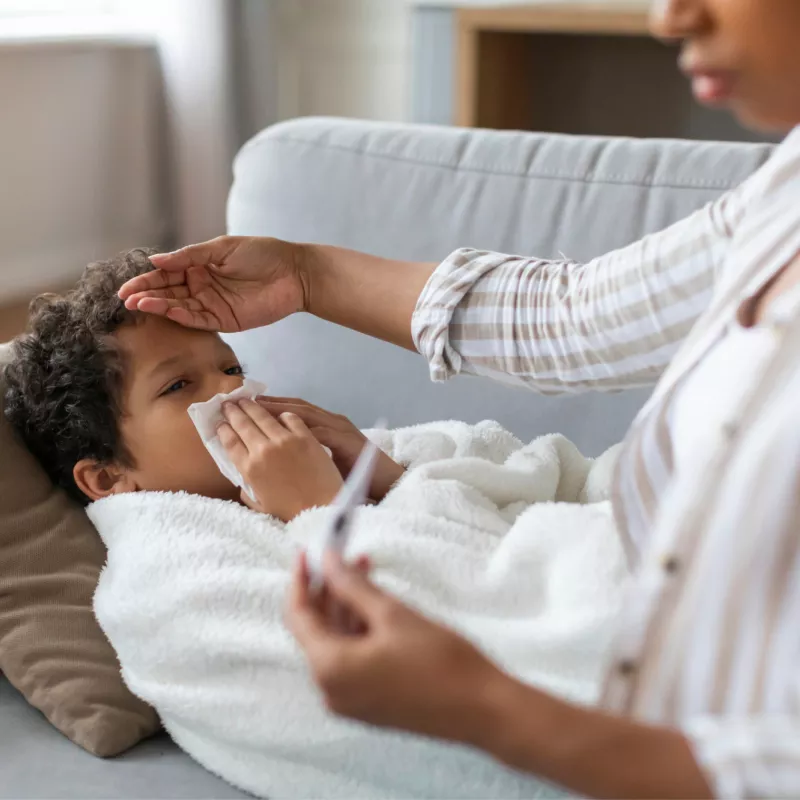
[412,185,748,393]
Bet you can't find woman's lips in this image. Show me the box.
[684,68,737,105]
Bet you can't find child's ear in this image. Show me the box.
[73,459,137,502]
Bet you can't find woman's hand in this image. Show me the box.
[120,237,435,350]
[286,551,499,741]
[118,236,305,332]
[288,553,714,800]
[258,397,405,501]
[218,399,343,521]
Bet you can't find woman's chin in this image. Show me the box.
[728,102,799,135]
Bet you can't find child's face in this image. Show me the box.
[113,315,246,501]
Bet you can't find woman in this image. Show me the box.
[119,0,800,796]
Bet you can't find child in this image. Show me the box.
[3,249,404,520]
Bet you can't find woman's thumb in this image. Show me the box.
[324,553,390,621]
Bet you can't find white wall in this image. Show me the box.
[272,0,411,123]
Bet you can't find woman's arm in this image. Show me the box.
[301,244,436,351]
[475,675,711,799]
[412,181,751,393]
[121,177,752,391]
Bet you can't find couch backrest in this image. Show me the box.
[226,117,773,454]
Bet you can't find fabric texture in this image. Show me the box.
[88,421,626,799]
[412,127,800,798]
[0,342,160,757]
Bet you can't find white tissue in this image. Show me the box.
[188,378,268,503]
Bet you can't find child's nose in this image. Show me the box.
[197,373,245,405]
[218,373,245,396]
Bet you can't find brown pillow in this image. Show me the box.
[0,341,160,756]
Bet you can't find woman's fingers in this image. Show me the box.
[148,236,240,272]
[132,296,221,331]
[322,553,392,626]
[123,285,192,310]
[288,553,374,644]
[164,305,222,331]
[118,267,188,300]
[286,554,340,652]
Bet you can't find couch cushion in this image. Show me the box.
[0,341,159,757]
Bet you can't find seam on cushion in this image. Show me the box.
[252,133,769,193]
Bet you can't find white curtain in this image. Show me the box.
[130,0,240,246]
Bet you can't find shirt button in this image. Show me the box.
[618,660,637,677]
[661,555,680,574]
[721,421,739,439]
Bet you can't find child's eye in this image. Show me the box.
[161,379,189,396]
[225,365,245,376]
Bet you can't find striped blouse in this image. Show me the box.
[412,127,800,799]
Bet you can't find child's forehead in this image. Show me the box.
[116,315,228,362]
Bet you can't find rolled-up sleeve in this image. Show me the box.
[685,715,800,799]
[412,182,749,394]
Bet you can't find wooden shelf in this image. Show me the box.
[456,3,652,128]
[458,3,651,36]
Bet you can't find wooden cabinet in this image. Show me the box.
[412,2,774,142]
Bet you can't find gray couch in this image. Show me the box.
[1,118,772,798]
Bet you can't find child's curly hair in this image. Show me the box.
[3,248,158,505]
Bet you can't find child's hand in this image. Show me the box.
[218,399,344,522]
[257,397,406,501]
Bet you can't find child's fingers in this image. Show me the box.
[309,426,358,456]
[258,397,354,433]
[278,412,316,439]
[258,400,329,429]
[239,489,261,511]
[217,422,248,463]
[223,401,277,448]
[236,398,288,440]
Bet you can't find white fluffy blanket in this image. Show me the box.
[88,421,628,800]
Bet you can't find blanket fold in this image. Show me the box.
[89,421,627,800]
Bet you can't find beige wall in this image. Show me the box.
[0,41,170,303]
[273,0,411,123]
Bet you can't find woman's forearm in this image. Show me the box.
[299,243,436,351]
[465,672,712,799]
